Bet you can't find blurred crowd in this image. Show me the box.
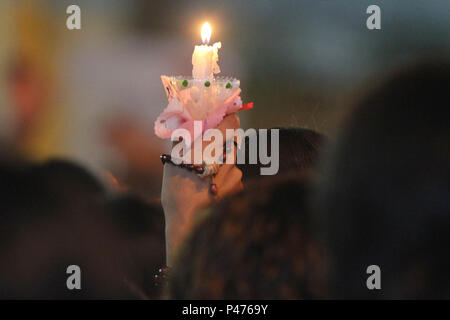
[0,1,449,299]
[1,61,449,299]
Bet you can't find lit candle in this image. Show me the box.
[192,22,221,79]
[155,20,253,141]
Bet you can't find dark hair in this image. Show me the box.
[38,159,105,197]
[169,174,325,299]
[314,62,450,299]
[0,159,105,229]
[237,127,325,183]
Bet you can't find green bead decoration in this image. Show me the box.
[226,82,232,89]
[204,81,211,87]
[182,79,188,87]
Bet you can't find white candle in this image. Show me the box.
[192,22,221,79]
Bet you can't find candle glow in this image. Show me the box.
[201,22,212,44]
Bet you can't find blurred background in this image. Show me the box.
[1,0,449,199]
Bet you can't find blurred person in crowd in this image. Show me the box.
[1,1,63,161]
[313,62,450,299]
[161,115,326,266]
[168,175,325,299]
[162,115,325,299]
[0,158,165,299]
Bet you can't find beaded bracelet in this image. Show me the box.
[160,141,237,196]
[160,154,219,195]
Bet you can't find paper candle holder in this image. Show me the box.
[155,75,243,140]
[161,75,242,120]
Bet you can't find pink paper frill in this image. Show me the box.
[154,88,250,141]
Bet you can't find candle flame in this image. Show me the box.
[201,22,211,44]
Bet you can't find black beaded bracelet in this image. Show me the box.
[160,154,205,174]
[160,140,238,196]
[160,154,219,195]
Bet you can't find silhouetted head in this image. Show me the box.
[169,174,325,299]
[0,159,165,299]
[238,127,325,183]
[314,62,450,299]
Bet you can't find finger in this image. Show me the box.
[216,113,240,133]
[171,114,240,164]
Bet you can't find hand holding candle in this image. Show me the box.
[158,23,250,264]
